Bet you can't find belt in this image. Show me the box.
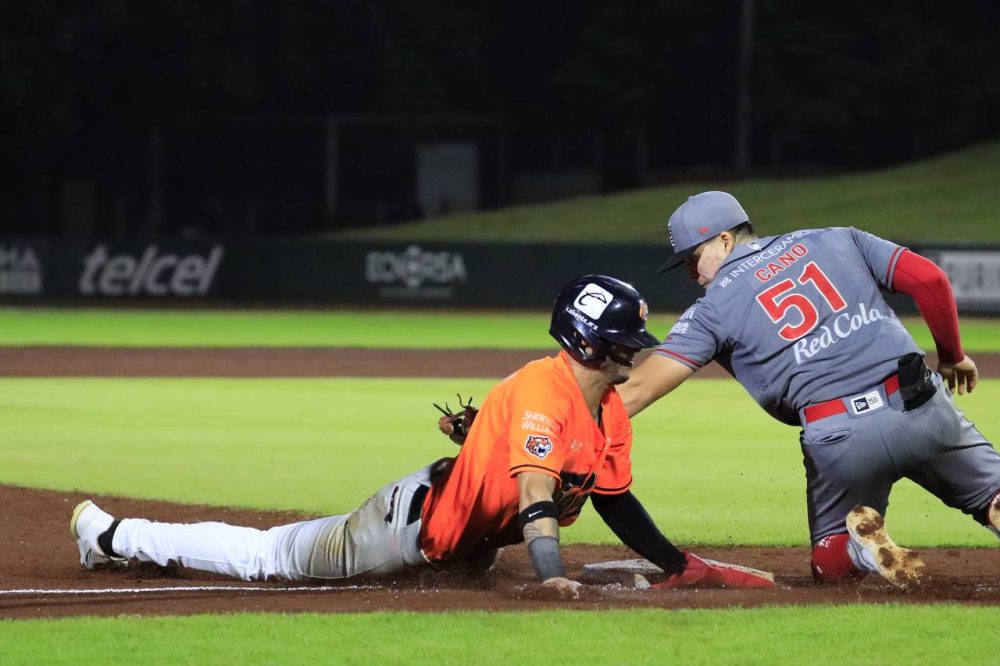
[802,374,899,426]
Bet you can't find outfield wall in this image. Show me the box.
[2,237,999,313]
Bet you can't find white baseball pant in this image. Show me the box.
[110,464,433,581]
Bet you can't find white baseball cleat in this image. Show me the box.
[70,500,125,570]
[846,505,925,589]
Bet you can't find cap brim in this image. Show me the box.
[657,247,695,273]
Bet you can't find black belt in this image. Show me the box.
[407,484,430,525]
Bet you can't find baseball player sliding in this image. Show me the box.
[618,191,1000,587]
[70,275,772,596]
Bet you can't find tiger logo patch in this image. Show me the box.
[525,435,554,460]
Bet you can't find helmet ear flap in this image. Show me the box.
[559,318,607,366]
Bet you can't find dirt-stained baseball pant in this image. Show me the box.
[800,373,1000,544]
[110,464,434,581]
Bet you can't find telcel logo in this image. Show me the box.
[79,245,224,297]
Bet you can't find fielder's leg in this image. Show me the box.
[886,378,1000,539]
[989,492,1000,538]
[800,410,896,583]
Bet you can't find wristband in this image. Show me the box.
[527,536,566,580]
[518,500,558,528]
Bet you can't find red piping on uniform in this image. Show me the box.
[654,349,704,368]
[885,246,904,286]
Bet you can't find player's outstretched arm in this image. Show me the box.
[938,355,979,395]
[517,471,580,599]
[618,353,695,418]
[892,250,969,392]
[591,490,775,588]
[591,490,686,575]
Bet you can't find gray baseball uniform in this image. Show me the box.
[657,227,1000,542]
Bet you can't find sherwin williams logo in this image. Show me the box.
[365,245,467,290]
[78,245,224,297]
[0,246,42,295]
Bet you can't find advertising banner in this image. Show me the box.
[935,251,1000,312]
[1,236,996,315]
[0,242,44,296]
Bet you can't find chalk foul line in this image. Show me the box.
[0,584,381,596]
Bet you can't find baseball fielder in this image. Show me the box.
[71,275,772,595]
[617,191,1000,586]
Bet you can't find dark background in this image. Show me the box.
[3,0,999,238]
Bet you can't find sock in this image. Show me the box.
[812,533,864,581]
[98,519,122,558]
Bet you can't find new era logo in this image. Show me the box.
[850,390,885,415]
[699,226,710,235]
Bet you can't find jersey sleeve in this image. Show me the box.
[844,227,909,291]
[506,371,570,482]
[593,407,633,495]
[653,299,725,370]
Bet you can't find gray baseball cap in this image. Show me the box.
[657,191,749,272]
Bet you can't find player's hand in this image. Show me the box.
[938,355,978,395]
[541,576,582,599]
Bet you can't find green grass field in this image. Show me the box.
[3,309,1000,663]
[3,606,999,665]
[3,307,1000,352]
[2,377,997,547]
[334,141,1000,245]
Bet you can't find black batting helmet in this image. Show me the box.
[550,275,660,366]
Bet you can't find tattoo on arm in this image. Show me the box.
[523,521,547,548]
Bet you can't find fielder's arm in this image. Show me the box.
[892,250,977,394]
[618,353,695,418]
[517,471,579,597]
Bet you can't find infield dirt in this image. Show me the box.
[3,484,1000,619]
[2,346,999,618]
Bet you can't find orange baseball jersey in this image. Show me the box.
[419,351,634,563]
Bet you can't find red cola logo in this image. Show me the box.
[792,302,896,364]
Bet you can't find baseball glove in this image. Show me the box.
[435,394,478,445]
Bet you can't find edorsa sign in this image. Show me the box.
[78,244,225,297]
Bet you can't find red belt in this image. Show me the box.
[802,375,899,426]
